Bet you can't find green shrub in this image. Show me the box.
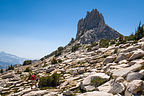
[24,67,32,72]
[0,69,3,73]
[91,77,106,87]
[51,57,58,64]
[110,39,116,45]
[23,60,32,66]
[86,42,98,51]
[72,44,80,52]
[7,65,14,70]
[40,57,44,61]
[57,59,62,63]
[118,34,126,44]
[125,34,135,41]
[91,42,98,47]
[134,22,144,40]
[38,72,61,88]
[99,39,109,48]
[115,42,120,46]
[114,48,118,54]
[55,46,64,57]
[124,22,144,41]
[27,72,32,80]
[86,45,92,51]
[68,38,75,45]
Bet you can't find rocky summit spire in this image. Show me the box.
[76,9,120,44]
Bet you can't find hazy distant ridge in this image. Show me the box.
[0,51,26,69]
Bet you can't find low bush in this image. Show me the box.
[55,46,64,57]
[91,42,98,47]
[24,67,31,72]
[51,57,58,64]
[57,59,62,63]
[7,65,14,70]
[72,44,80,52]
[86,45,92,51]
[110,39,116,45]
[38,72,61,88]
[27,72,32,80]
[114,48,118,54]
[23,60,32,66]
[86,42,98,51]
[99,39,109,48]
[91,77,106,87]
[0,69,3,73]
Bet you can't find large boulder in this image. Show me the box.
[129,49,144,60]
[0,79,7,87]
[46,67,55,73]
[129,59,144,65]
[139,69,144,76]
[81,73,110,91]
[63,90,74,96]
[2,72,15,79]
[0,86,3,92]
[125,80,143,95]
[81,85,97,92]
[108,81,125,94]
[46,66,55,73]
[69,68,78,75]
[77,67,86,74]
[81,73,110,86]
[122,45,137,53]
[112,63,142,78]
[79,91,113,96]
[98,81,111,92]
[98,80,125,94]
[23,90,48,96]
[103,55,116,65]
[126,72,143,82]
[115,77,124,83]
[116,53,131,62]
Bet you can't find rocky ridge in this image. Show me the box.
[1,37,144,96]
[76,9,120,44]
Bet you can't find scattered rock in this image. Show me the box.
[129,49,144,60]
[115,77,124,83]
[81,73,110,86]
[126,72,143,81]
[122,45,137,53]
[103,55,116,65]
[23,90,48,96]
[108,81,125,94]
[116,53,131,62]
[2,73,15,79]
[63,90,74,96]
[125,80,143,95]
[112,63,142,78]
[46,67,55,73]
[79,91,114,96]
[81,85,97,92]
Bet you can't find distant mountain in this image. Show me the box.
[0,51,26,69]
[76,9,120,44]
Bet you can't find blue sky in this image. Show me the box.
[0,0,144,59]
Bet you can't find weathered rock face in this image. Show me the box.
[125,80,143,95]
[76,9,120,44]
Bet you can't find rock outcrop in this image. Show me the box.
[76,9,120,44]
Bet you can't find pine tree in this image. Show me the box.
[135,22,144,40]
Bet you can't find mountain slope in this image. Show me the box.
[0,51,26,69]
[76,9,120,44]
